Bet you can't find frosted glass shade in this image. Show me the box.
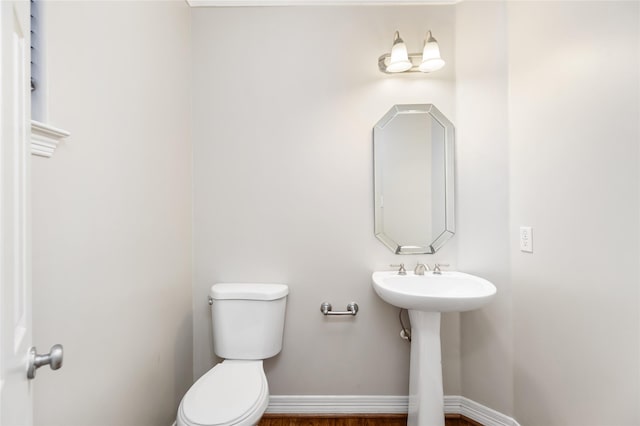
[419,31,445,73]
[386,31,412,73]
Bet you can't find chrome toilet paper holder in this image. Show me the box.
[320,302,359,316]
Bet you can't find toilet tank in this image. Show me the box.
[210,283,288,360]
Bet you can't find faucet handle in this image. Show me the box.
[433,263,450,274]
[390,263,407,275]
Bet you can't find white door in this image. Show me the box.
[0,0,33,424]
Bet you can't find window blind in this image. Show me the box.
[30,0,39,93]
[30,0,45,121]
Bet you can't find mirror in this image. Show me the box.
[373,104,455,254]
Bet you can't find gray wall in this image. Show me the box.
[508,2,640,424]
[455,3,640,422]
[191,5,461,396]
[30,2,640,425]
[455,1,513,416]
[32,2,193,425]
[192,7,640,421]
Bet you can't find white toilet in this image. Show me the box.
[177,283,289,426]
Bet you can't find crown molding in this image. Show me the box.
[187,0,460,6]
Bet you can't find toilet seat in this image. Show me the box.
[177,360,269,426]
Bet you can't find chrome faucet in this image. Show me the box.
[433,263,450,275]
[391,263,407,275]
[414,263,430,275]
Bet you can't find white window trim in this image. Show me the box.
[31,120,70,158]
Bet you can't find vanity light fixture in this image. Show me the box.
[378,30,446,74]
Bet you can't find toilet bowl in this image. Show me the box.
[176,361,269,426]
[176,283,288,426]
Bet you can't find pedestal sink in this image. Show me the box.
[372,271,496,426]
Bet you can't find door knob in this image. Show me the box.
[27,344,63,379]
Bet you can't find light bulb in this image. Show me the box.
[419,30,445,73]
[386,31,412,73]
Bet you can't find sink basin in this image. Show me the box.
[372,270,496,312]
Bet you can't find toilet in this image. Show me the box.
[177,283,289,426]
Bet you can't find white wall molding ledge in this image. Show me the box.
[267,395,520,426]
[31,120,70,158]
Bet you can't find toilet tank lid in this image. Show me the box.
[210,283,289,301]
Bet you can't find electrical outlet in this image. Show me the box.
[520,226,533,253]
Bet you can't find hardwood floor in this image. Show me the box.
[444,414,484,426]
[258,413,483,426]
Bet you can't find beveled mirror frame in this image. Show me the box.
[373,104,455,254]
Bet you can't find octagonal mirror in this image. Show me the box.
[373,104,455,254]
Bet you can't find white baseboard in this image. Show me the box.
[445,396,520,426]
[266,395,409,414]
[267,395,520,426]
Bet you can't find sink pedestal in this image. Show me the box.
[407,310,444,426]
